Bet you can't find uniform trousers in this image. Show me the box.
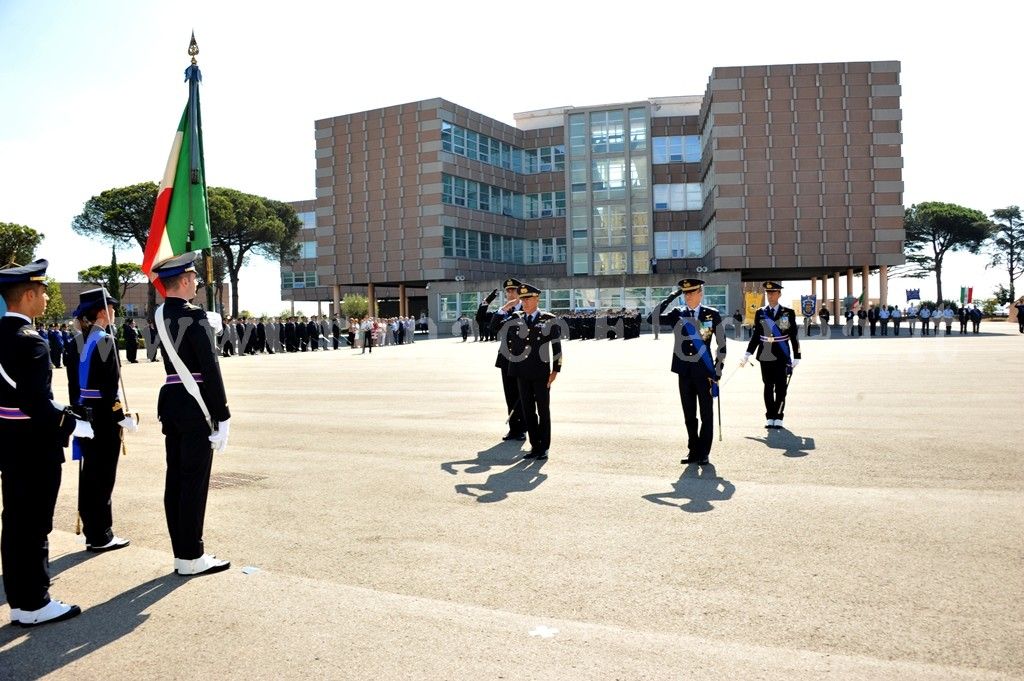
[760,360,789,420]
[162,416,214,560]
[78,422,122,546]
[501,370,526,435]
[516,377,551,452]
[0,453,61,610]
[677,372,713,459]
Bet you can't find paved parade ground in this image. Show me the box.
[1,323,1022,680]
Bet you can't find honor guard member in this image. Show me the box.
[66,288,138,554]
[649,279,726,465]
[477,277,527,441]
[742,281,801,429]
[491,283,562,459]
[0,260,94,626]
[152,252,231,577]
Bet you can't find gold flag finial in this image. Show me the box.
[188,31,199,65]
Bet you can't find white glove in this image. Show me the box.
[118,415,139,433]
[208,418,230,452]
[206,312,224,336]
[73,419,94,439]
[740,352,752,367]
[791,359,801,369]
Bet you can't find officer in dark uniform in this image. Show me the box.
[490,283,562,459]
[648,279,726,465]
[957,305,969,334]
[1,259,91,626]
[742,281,801,430]
[152,252,231,577]
[477,278,527,441]
[123,319,139,363]
[66,288,136,553]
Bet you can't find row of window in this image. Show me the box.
[441,174,566,219]
[652,136,702,164]
[441,121,565,174]
[653,183,703,212]
[281,271,318,289]
[568,109,648,158]
[438,285,727,321]
[443,226,567,265]
[653,231,706,259]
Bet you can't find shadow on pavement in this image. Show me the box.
[745,430,816,458]
[453,458,547,503]
[0,548,100,611]
[440,442,524,476]
[642,463,735,513]
[0,574,186,679]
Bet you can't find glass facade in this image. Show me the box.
[441,121,564,174]
[652,136,701,164]
[298,211,316,230]
[653,183,703,211]
[443,226,565,265]
[441,174,564,220]
[654,231,705,259]
[281,271,318,289]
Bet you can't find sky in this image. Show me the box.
[1,0,1020,314]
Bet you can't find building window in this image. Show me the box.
[298,211,316,230]
[593,251,626,275]
[653,183,702,211]
[652,136,701,164]
[572,252,589,275]
[702,285,727,311]
[654,231,704,259]
[299,241,317,259]
[593,205,627,248]
[281,271,318,289]
[629,108,646,150]
[439,294,459,322]
[592,158,626,201]
[569,114,586,158]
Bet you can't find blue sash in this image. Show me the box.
[73,328,105,461]
[764,313,792,367]
[681,316,719,397]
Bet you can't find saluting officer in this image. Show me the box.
[742,281,801,430]
[0,260,93,626]
[477,277,527,441]
[152,252,231,577]
[66,288,138,554]
[649,279,726,465]
[490,283,562,459]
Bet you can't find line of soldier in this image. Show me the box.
[840,303,986,337]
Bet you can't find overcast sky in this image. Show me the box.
[1,0,1019,312]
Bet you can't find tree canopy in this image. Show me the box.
[0,222,45,265]
[77,262,145,302]
[900,201,989,303]
[983,206,1023,301]
[208,187,302,316]
[42,277,65,322]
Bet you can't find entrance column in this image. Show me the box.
[862,264,870,309]
[399,284,407,317]
[368,283,376,318]
[832,272,840,317]
[879,265,889,307]
[333,284,341,317]
[810,277,818,320]
[846,268,854,300]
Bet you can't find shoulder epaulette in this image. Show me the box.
[18,327,40,338]
[702,306,719,313]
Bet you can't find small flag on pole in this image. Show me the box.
[800,295,816,317]
[141,33,212,295]
[906,288,921,301]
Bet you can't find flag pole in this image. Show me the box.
[185,32,216,312]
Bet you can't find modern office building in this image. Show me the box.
[282,60,903,325]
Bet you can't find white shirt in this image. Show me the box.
[3,312,32,323]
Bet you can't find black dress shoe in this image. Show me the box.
[698,458,710,465]
[502,431,527,441]
[522,450,538,459]
[680,456,698,464]
[535,451,548,460]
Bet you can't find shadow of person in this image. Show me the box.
[745,429,816,458]
[1,548,100,613]
[0,574,187,677]
[441,442,523,476]
[642,463,735,513]
[454,458,547,503]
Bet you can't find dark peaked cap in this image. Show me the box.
[517,283,541,298]
[72,287,119,318]
[762,281,783,291]
[503,277,523,290]
[152,252,199,279]
[0,259,48,285]
[677,278,704,293]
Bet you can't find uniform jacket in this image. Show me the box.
[65,327,126,428]
[157,298,230,424]
[491,310,562,380]
[649,292,726,378]
[0,315,77,456]
[479,297,522,370]
[746,305,801,363]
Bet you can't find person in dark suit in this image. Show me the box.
[957,305,969,334]
[151,252,231,577]
[648,279,726,465]
[867,305,878,336]
[297,317,309,351]
[147,320,161,361]
[742,281,801,430]
[490,283,562,459]
[285,317,297,352]
[0,259,91,626]
[256,318,267,354]
[123,319,139,363]
[66,288,136,554]
[477,278,527,441]
[307,317,319,351]
[331,316,342,349]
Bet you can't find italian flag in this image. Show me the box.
[960,286,973,304]
[142,73,210,295]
